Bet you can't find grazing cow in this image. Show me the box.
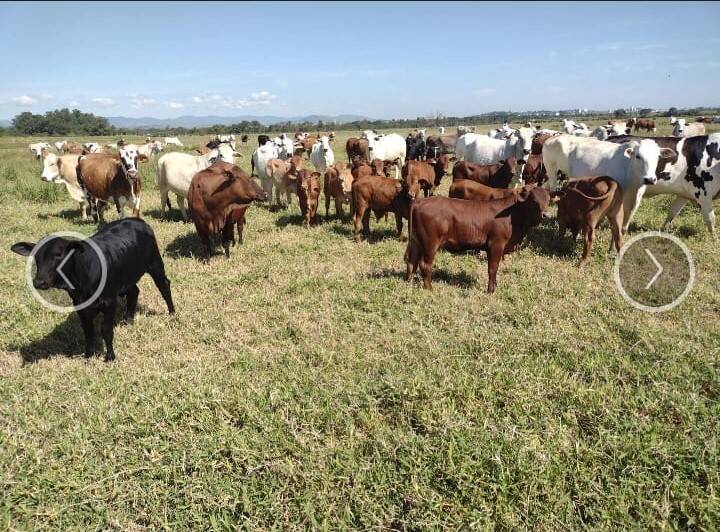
[462,128,532,180]
[402,158,448,197]
[606,133,720,233]
[295,169,322,226]
[346,137,368,163]
[452,159,517,188]
[542,136,676,231]
[449,180,525,201]
[241,134,249,144]
[164,137,183,147]
[157,143,237,219]
[521,153,547,184]
[404,187,551,293]
[310,136,335,171]
[672,119,705,138]
[352,174,415,242]
[627,117,656,133]
[187,161,268,258]
[11,218,174,361]
[54,140,68,154]
[554,176,624,266]
[78,147,148,221]
[365,133,406,178]
[696,116,713,124]
[40,153,89,219]
[324,164,354,218]
[29,142,51,159]
[406,134,427,161]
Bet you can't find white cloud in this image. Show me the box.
[92,97,114,106]
[192,91,278,110]
[471,88,496,97]
[12,95,37,105]
[192,96,203,103]
[130,97,156,107]
[167,101,185,109]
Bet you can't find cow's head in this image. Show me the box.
[11,237,81,290]
[40,153,63,182]
[515,185,552,223]
[119,146,145,179]
[672,119,686,137]
[626,140,677,186]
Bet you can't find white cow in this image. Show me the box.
[54,140,68,154]
[463,127,535,179]
[572,124,591,137]
[136,140,163,158]
[607,122,629,136]
[562,119,578,134]
[252,142,281,198]
[83,142,102,153]
[218,134,236,150]
[438,127,445,135]
[29,142,51,159]
[488,122,513,139]
[156,143,236,219]
[273,134,294,159]
[361,130,379,140]
[164,136,184,147]
[40,153,89,219]
[672,119,706,138]
[591,126,610,140]
[454,133,482,161]
[542,135,675,231]
[365,133,406,178]
[535,127,559,135]
[310,136,335,171]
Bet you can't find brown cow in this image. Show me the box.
[296,169,321,226]
[626,117,656,133]
[351,158,393,180]
[77,147,148,222]
[402,157,448,197]
[451,158,517,188]
[404,187,552,293]
[267,158,299,207]
[449,180,525,201]
[188,162,268,258]
[521,153,547,184]
[346,137,369,163]
[324,163,354,218]
[352,174,415,242]
[554,175,624,266]
[65,142,85,154]
[531,133,554,155]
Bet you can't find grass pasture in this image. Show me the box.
[0,120,719,529]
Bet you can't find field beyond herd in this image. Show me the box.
[1,118,719,529]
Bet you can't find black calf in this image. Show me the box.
[11,218,174,361]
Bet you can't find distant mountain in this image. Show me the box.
[106,114,369,128]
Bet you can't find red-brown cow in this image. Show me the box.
[188,162,268,258]
[521,153,547,184]
[451,158,517,188]
[296,169,322,226]
[404,187,551,293]
[346,137,369,163]
[324,163,354,219]
[402,157,448,197]
[352,174,415,242]
[449,180,526,201]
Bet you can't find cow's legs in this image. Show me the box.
[354,204,368,242]
[661,196,689,230]
[148,261,175,314]
[419,248,437,290]
[221,222,234,257]
[404,239,421,281]
[325,192,331,219]
[101,299,117,362]
[698,196,717,235]
[579,225,594,267]
[335,198,344,219]
[261,178,273,205]
[395,212,406,241]
[486,241,505,294]
[176,195,188,221]
[123,285,139,323]
[159,187,169,216]
[622,187,646,233]
[78,308,98,358]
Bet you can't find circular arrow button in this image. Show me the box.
[613,231,695,312]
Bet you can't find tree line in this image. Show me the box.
[3,106,718,138]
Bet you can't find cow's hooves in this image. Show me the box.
[104,354,116,362]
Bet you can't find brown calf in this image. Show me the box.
[554,175,624,266]
[352,174,414,242]
[296,169,321,226]
[451,158,517,188]
[324,164,354,218]
[449,180,524,201]
[351,158,393,180]
[402,157,448,197]
[346,137,369,163]
[404,187,552,293]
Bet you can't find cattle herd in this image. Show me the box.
[12,117,720,360]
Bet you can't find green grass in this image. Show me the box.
[0,120,719,529]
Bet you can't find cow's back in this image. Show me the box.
[78,154,120,198]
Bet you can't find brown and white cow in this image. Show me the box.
[77,146,148,222]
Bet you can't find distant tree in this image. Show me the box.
[665,107,678,117]
[12,108,113,135]
[613,108,627,118]
[638,108,653,117]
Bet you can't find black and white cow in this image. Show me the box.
[607,133,720,233]
[11,218,175,361]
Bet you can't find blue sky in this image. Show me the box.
[1,1,718,120]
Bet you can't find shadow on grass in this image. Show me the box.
[367,266,477,288]
[144,208,188,223]
[36,208,96,225]
[9,301,148,365]
[166,230,205,259]
[275,213,305,228]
